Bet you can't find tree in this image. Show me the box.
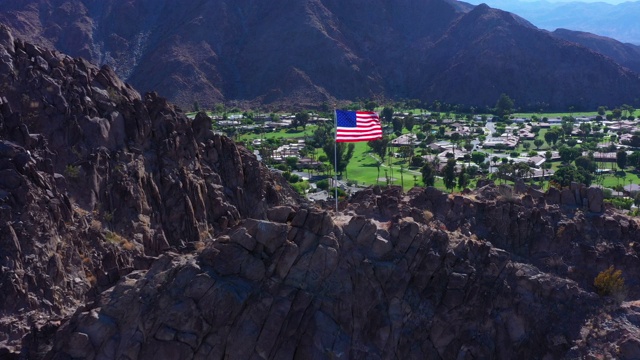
[558,146,581,163]
[612,108,622,119]
[442,158,457,192]
[404,115,415,133]
[368,137,389,162]
[617,149,628,169]
[544,129,559,147]
[421,162,436,187]
[534,139,544,149]
[495,93,514,117]
[471,151,486,166]
[575,156,596,173]
[579,122,591,138]
[496,163,514,184]
[628,151,640,170]
[323,142,355,176]
[552,164,592,187]
[381,107,394,124]
[294,112,310,130]
[561,121,574,138]
[597,106,606,116]
[392,117,404,133]
[285,156,299,170]
[458,165,469,189]
[450,132,462,157]
[364,100,377,111]
[464,142,474,153]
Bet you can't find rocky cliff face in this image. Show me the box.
[0,24,298,356]
[2,25,640,360]
[1,1,640,110]
[44,184,640,360]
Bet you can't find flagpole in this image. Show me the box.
[334,109,338,212]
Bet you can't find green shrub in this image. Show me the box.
[65,165,80,178]
[330,187,347,198]
[316,179,329,190]
[604,198,633,210]
[594,266,626,301]
[291,182,309,195]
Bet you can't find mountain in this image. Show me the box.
[0,0,640,110]
[2,24,640,359]
[463,0,640,45]
[552,28,640,74]
[1,0,640,111]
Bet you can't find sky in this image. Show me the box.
[465,0,637,4]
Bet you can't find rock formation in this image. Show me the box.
[0,24,298,357]
[1,25,640,360]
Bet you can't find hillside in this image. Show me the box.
[462,0,640,45]
[2,25,640,359]
[0,0,639,111]
[551,28,640,74]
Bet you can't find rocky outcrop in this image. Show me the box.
[44,181,640,359]
[348,183,640,300]
[0,25,298,355]
[48,207,599,360]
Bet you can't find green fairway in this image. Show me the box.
[595,170,640,189]
[237,126,317,142]
[513,111,599,118]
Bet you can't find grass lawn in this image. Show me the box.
[513,111,599,118]
[596,170,640,188]
[344,143,424,190]
[237,126,317,142]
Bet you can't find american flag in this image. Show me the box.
[335,110,383,142]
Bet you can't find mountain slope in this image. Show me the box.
[462,0,640,45]
[0,0,639,111]
[415,4,640,110]
[552,28,640,74]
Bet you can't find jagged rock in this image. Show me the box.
[587,186,604,212]
[0,25,299,355]
[561,188,577,206]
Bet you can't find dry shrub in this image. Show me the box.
[104,231,122,244]
[90,219,102,231]
[120,239,135,251]
[423,210,434,222]
[594,266,626,302]
[81,255,92,264]
[85,270,97,286]
[497,185,517,202]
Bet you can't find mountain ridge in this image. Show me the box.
[0,0,639,111]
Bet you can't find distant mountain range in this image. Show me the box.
[462,0,640,45]
[1,0,640,111]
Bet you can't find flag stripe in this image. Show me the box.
[336,110,383,142]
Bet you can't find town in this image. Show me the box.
[189,100,640,212]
